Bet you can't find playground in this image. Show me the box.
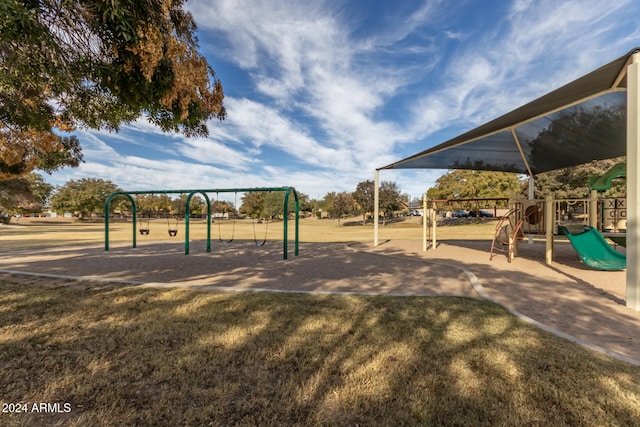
[2,49,640,424]
[2,212,640,424]
[0,214,636,363]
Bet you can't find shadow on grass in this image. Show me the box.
[362,239,639,363]
[1,282,640,425]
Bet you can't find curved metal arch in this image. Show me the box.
[104,191,138,251]
[184,191,211,255]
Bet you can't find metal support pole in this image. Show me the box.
[627,52,640,310]
[528,177,535,245]
[294,190,299,257]
[422,193,427,251]
[589,190,598,229]
[545,196,554,265]
[374,170,380,246]
[431,202,437,250]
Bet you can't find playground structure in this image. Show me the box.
[417,163,628,270]
[374,49,640,310]
[104,187,300,260]
[489,208,524,263]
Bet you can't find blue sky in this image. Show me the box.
[49,0,640,202]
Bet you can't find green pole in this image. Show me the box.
[104,198,110,251]
[185,198,190,255]
[283,188,289,259]
[205,193,211,252]
[133,197,137,249]
[294,189,299,256]
[282,187,300,260]
[104,192,137,251]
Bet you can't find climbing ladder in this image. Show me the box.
[490,208,525,262]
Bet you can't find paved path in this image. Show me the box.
[1,239,638,365]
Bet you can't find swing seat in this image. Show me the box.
[139,229,150,235]
[168,229,178,237]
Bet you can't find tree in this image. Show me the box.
[295,192,312,214]
[134,193,172,213]
[427,170,522,202]
[0,173,53,214]
[167,194,204,215]
[263,191,300,219]
[533,157,626,199]
[240,192,267,218]
[321,192,336,218]
[332,192,353,225]
[1,0,226,178]
[378,181,402,224]
[25,173,55,207]
[50,178,120,218]
[211,200,236,215]
[353,180,375,225]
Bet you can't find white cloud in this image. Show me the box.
[176,138,254,170]
[225,98,356,170]
[406,0,638,140]
[46,0,640,200]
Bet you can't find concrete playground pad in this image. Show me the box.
[1,238,639,364]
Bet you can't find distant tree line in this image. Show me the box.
[0,157,626,222]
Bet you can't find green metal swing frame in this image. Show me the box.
[104,187,299,259]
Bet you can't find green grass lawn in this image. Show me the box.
[1,279,639,426]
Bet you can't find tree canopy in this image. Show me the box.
[533,157,626,199]
[0,172,53,214]
[50,178,120,217]
[378,181,402,223]
[427,170,523,201]
[331,192,353,224]
[352,180,375,225]
[1,0,226,178]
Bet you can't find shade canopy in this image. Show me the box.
[374,48,640,311]
[381,49,638,176]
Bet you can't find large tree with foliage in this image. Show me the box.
[352,180,375,225]
[331,192,354,225]
[533,157,626,199]
[427,170,522,202]
[1,0,226,178]
[239,192,267,218]
[263,191,302,219]
[0,173,53,214]
[50,178,120,217]
[378,181,402,224]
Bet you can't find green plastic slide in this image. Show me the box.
[589,162,626,191]
[558,226,626,271]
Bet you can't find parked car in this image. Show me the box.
[452,210,468,218]
[409,210,423,216]
[468,210,493,218]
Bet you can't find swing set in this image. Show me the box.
[212,192,273,246]
[104,187,300,259]
[214,192,236,244]
[135,194,183,237]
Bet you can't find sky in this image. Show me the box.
[47,0,640,203]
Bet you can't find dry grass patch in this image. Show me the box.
[1,278,640,426]
[0,216,498,251]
